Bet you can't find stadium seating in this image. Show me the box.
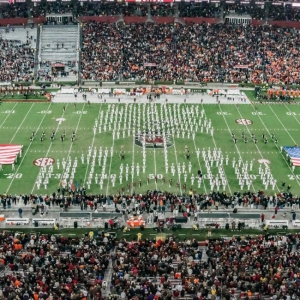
[38,25,79,81]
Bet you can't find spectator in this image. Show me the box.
[81,23,300,85]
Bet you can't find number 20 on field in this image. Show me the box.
[3,173,22,179]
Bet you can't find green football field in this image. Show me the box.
[1,100,300,196]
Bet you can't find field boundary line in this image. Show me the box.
[0,103,18,129]
[9,103,35,143]
[6,103,52,193]
[217,104,255,192]
[235,105,280,192]
[31,104,70,193]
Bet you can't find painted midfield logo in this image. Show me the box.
[135,133,173,148]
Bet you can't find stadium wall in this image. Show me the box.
[252,19,300,29]
[77,16,220,24]
[0,16,300,28]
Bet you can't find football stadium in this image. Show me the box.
[1,0,300,299]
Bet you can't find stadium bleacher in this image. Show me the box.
[1,1,300,299]
[38,24,79,81]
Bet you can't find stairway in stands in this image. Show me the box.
[101,248,115,297]
[37,25,80,81]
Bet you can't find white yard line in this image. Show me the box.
[271,105,299,144]
[235,105,280,192]
[0,103,18,129]
[204,105,233,194]
[6,103,52,193]
[217,104,255,192]
[150,103,158,190]
[168,104,182,195]
[30,104,70,193]
[183,104,207,194]
[130,121,135,193]
[106,129,115,196]
[9,103,35,143]
[83,104,102,185]
[284,105,300,126]
[264,104,300,188]
[56,104,86,190]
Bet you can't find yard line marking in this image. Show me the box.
[0,103,18,129]
[183,104,207,194]
[150,103,158,190]
[106,110,116,196]
[9,103,35,143]
[31,104,70,193]
[168,104,182,195]
[58,104,86,191]
[268,105,299,145]
[235,105,280,192]
[284,104,300,137]
[83,104,102,185]
[217,104,255,192]
[130,106,136,194]
[204,104,233,194]
[265,104,300,188]
[6,103,52,193]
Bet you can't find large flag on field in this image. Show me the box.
[0,144,23,165]
[283,146,300,166]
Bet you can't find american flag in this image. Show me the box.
[0,144,23,165]
[283,146,300,167]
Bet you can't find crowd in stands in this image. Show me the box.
[0,3,28,19]
[223,4,265,20]
[111,234,300,299]
[2,3,300,84]
[0,230,114,300]
[0,190,299,299]
[81,22,300,84]
[269,4,300,21]
[30,1,74,19]
[178,2,221,18]
[2,228,300,299]
[0,35,35,83]
[1,1,300,20]
[0,186,296,218]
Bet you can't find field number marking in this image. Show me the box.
[38,110,52,114]
[252,112,265,116]
[2,110,15,114]
[288,175,300,180]
[74,111,87,114]
[149,174,164,179]
[4,173,22,179]
[217,112,231,115]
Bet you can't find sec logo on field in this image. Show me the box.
[33,157,55,167]
[235,119,253,125]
